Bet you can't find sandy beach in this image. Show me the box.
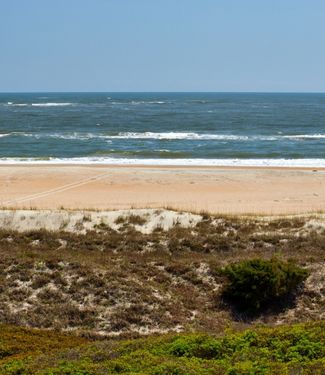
[0,165,324,214]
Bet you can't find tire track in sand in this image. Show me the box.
[1,171,113,206]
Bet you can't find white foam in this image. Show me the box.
[6,131,325,142]
[5,102,73,107]
[47,133,93,140]
[284,134,325,140]
[0,157,324,167]
[110,132,325,141]
[31,103,73,107]
[18,132,253,141]
[44,133,106,140]
[0,134,10,138]
[107,132,279,141]
[4,131,325,143]
[130,101,166,105]
[111,101,166,105]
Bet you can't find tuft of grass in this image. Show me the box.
[115,214,147,226]
[128,214,147,225]
[114,215,126,224]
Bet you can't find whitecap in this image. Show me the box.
[106,132,276,141]
[31,102,73,107]
[130,101,166,105]
[283,134,325,140]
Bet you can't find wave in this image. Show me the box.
[284,134,325,140]
[4,100,168,107]
[2,131,325,142]
[6,102,73,107]
[107,132,256,140]
[2,132,263,141]
[0,157,324,167]
[37,132,97,140]
[107,132,325,141]
[92,132,325,141]
[8,103,29,107]
[0,132,103,141]
[31,103,73,107]
[111,101,167,105]
[132,101,166,105]
[102,132,325,141]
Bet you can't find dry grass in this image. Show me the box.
[0,213,324,337]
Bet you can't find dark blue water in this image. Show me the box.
[0,92,324,166]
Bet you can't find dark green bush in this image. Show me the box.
[221,258,309,312]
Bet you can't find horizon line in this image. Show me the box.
[1,91,325,94]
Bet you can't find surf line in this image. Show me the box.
[2,172,113,206]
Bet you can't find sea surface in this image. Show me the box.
[0,92,324,166]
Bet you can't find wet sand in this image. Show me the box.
[0,165,324,214]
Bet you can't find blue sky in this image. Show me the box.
[1,0,324,92]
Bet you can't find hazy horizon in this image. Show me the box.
[1,91,325,94]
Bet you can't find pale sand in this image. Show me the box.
[0,209,202,234]
[0,165,325,214]
[0,208,323,235]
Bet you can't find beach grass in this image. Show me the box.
[0,211,324,337]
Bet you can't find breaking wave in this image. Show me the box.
[2,132,325,141]
[5,102,73,107]
[0,157,324,167]
[31,103,73,107]
[284,134,325,140]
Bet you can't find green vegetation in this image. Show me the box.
[0,325,86,367]
[0,322,324,374]
[221,258,309,313]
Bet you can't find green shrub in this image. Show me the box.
[0,322,324,374]
[220,258,309,312]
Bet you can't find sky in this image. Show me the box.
[0,0,325,92]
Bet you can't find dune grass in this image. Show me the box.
[0,212,323,373]
[0,213,324,337]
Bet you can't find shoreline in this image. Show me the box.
[0,158,324,168]
[1,165,324,214]
[1,163,325,171]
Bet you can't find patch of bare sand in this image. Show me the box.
[0,209,202,234]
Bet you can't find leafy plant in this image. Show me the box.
[0,322,324,374]
[220,258,309,312]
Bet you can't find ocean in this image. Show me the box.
[0,92,324,166]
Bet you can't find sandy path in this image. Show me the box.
[0,165,324,214]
